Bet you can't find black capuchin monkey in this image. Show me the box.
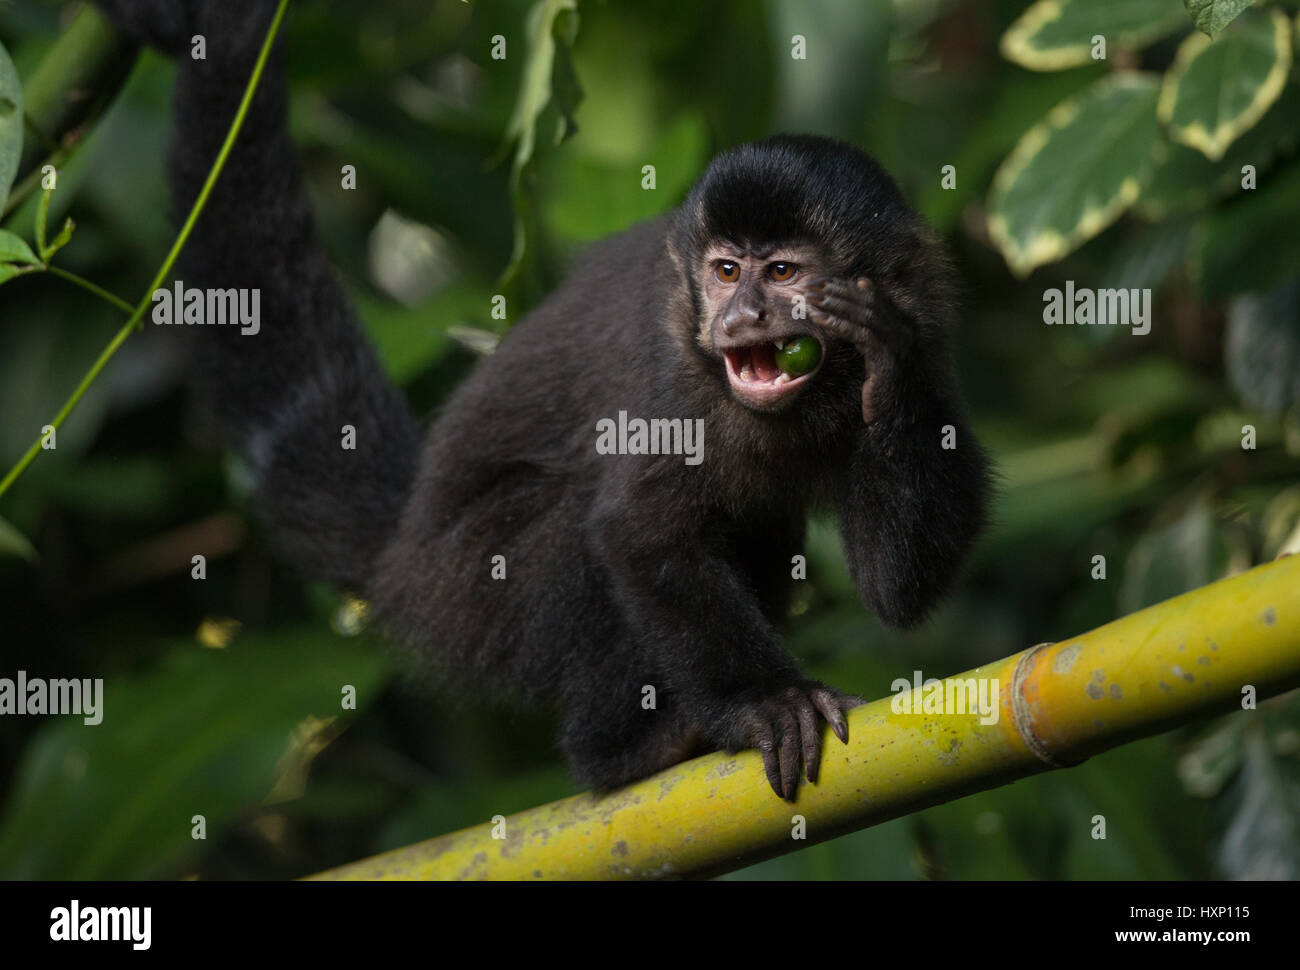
[95,0,990,800]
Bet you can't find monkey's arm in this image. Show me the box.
[587,492,854,799]
[810,276,990,629]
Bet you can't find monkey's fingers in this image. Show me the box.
[808,305,908,364]
[808,687,854,745]
[807,275,874,298]
[805,276,875,323]
[797,701,821,783]
[754,719,784,799]
[777,708,802,800]
[806,306,862,346]
[738,684,864,797]
[807,279,911,354]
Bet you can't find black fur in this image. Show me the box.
[96,0,990,795]
[97,0,420,591]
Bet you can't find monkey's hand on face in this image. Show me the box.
[806,277,915,426]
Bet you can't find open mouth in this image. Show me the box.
[722,336,824,407]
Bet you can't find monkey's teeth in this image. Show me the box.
[774,372,792,385]
[740,364,754,382]
[774,339,785,350]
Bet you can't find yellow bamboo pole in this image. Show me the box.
[311,554,1300,881]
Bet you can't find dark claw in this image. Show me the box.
[813,688,862,744]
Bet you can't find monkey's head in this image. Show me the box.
[670,134,927,415]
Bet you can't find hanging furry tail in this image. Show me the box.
[95,0,420,590]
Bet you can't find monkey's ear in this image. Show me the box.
[888,224,958,336]
[665,233,688,277]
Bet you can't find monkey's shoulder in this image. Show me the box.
[463,217,683,401]
[514,216,677,342]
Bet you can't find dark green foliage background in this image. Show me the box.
[0,0,1298,879]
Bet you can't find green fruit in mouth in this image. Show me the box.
[776,336,821,377]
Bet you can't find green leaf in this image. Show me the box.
[1184,0,1255,38]
[500,0,582,279]
[42,217,73,261]
[549,3,582,145]
[0,514,37,562]
[917,64,1105,231]
[31,185,70,260]
[1159,9,1292,161]
[913,736,1199,879]
[1194,161,1300,299]
[1225,277,1300,415]
[1002,0,1189,71]
[353,280,488,385]
[988,74,1161,277]
[914,787,1050,878]
[502,0,582,167]
[1120,498,1224,614]
[1139,79,1300,217]
[0,630,391,878]
[543,112,708,243]
[1216,724,1300,878]
[0,263,36,286]
[34,185,50,254]
[1262,487,1300,560]
[1178,719,1244,798]
[1099,216,1193,294]
[0,37,21,211]
[0,222,45,288]
[445,325,501,356]
[0,228,40,266]
[1055,739,1202,879]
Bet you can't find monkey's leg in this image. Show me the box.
[587,502,858,800]
[558,655,705,791]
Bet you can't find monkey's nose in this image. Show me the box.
[722,307,767,336]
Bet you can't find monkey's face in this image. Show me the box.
[699,243,828,413]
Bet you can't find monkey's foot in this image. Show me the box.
[722,681,862,800]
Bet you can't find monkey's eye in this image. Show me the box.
[767,262,797,282]
[716,261,741,283]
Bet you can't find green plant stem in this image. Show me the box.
[3,147,68,220]
[0,0,291,502]
[44,264,133,315]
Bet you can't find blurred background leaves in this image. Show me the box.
[0,0,1298,879]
